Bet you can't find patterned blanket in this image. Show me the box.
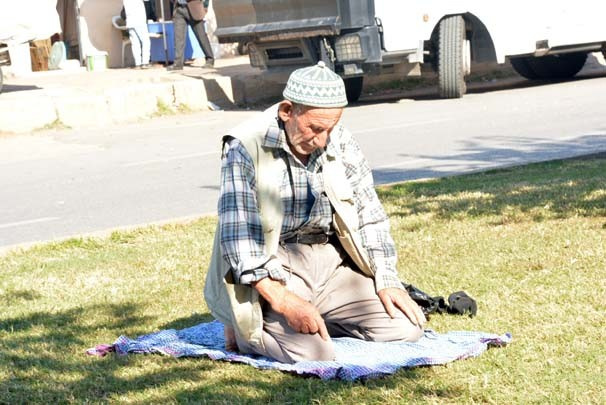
[87,320,511,381]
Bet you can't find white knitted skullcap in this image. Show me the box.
[283,61,348,108]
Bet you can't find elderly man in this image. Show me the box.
[205,61,425,364]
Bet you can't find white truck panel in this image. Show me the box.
[375,1,606,63]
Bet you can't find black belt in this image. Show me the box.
[281,233,330,245]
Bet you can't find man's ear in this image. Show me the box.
[278,101,293,123]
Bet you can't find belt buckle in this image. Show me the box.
[282,233,329,245]
[301,233,329,244]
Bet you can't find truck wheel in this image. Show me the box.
[438,15,468,98]
[344,77,363,103]
[525,53,587,79]
[236,42,248,55]
[510,57,540,80]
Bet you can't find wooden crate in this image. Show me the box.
[30,39,52,71]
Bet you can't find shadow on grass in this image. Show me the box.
[1,301,175,400]
[114,357,453,404]
[0,300,459,402]
[378,152,606,222]
[1,289,42,301]
[0,302,152,335]
[168,368,453,404]
[159,312,214,330]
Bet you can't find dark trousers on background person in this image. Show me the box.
[172,3,214,68]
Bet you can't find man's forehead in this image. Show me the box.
[300,107,343,123]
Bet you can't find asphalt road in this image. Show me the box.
[1,75,605,249]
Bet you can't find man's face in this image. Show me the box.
[278,101,343,162]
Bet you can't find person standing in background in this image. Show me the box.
[167,0,214,71]
[143,0,157,21]
[123,0,151,68]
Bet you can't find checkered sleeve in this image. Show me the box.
[218,139,288,285]
[339,129,404,292]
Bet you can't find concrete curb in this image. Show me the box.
[0,76,212,133]
[0,92,58,133]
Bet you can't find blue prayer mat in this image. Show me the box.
[87,320,511,381]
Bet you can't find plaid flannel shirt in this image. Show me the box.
[218,114,403,292]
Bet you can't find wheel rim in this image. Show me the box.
[463,39,471,76]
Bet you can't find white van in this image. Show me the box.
[213,0,606,99]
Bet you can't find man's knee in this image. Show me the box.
[400,322,424,342]
[278,334,335,364]
[365,316,424,343]
[262,331,335,364]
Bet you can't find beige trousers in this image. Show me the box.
[235,241,423,364]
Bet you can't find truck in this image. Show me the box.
[212,1,606,100]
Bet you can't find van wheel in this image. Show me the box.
[438,15,468,98]
[510,57,540,80]
[344,77,363,102]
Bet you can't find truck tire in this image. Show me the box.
[344,77,363,103]
[511,53,587,80]
[438,15,468,98]
[510,57,540,80]
[236,41,248,55]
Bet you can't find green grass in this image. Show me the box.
[153,99,176,117]
[35,118,71,132]
[1,155,605,403]
[152,99,195,118]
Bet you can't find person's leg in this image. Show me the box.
[233,243,343,363]
[140,25,151,66]
[188,16,214,65]
[232,281,335,363]
[316,258,424,343]
[172,6,187,67]
[128,28,143,66]
[247,305,336,363]
[132,22,150,66]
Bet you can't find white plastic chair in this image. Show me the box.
[111,15,131,67]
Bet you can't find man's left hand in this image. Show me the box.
[378,288,426,327]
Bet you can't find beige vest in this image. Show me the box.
[204,107,375,350]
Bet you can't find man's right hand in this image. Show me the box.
[253,277,329,340]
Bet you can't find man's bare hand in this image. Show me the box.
[277,291,329,340]
[378,287,426,327]
[253,278,329,340]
